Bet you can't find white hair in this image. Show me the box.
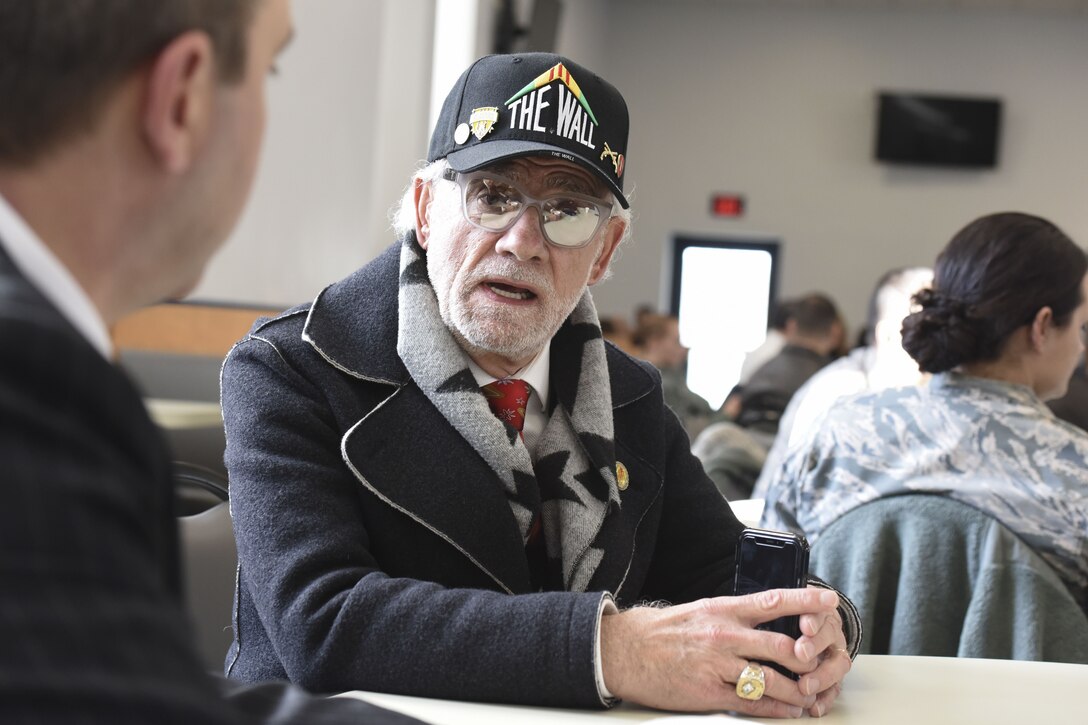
[391,158,450,238]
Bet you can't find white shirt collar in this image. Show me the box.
[467,340,551,405]
[0,193,113,360]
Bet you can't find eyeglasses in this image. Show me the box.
[442,168,613,249]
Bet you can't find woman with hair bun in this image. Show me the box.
[760,212,1088,610]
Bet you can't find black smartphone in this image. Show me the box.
[732,527,810,679]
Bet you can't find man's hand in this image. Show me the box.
[600,588,851,718]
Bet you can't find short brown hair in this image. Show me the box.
[0,0,261,166]
[789,293,840,337]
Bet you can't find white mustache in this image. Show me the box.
[465,261,554,296]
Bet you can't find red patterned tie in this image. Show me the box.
[482,378,548,588]
[481,378,531,435]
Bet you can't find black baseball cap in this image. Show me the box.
[427,53,630,208]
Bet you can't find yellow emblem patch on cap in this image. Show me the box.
[469,106,499,140]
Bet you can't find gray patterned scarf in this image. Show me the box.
[395,238,620,592]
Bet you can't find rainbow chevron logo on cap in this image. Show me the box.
[504,62,598,125]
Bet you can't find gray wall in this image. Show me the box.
[191,0,434,308]
[585,0,1088,335]
[191,0,1088,339]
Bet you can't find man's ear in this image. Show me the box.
[142,31,216,174]
[1029,306,1054,351]
[587,217,626,286]
[414,178,433,250]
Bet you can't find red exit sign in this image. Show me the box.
[711,194,745,218]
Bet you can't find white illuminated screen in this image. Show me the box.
[678,246,774,409]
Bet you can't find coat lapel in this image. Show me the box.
[303,236,666,598]
[583,345,665,597]
[341,383,533,594]
[303,241,534,593]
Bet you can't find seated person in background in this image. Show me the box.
[221,51,860,717]
[0,1,416,722]
[737,299,794,386]
[634,302,657,333]
[694,294,843,498]
[1047,351,1088,431]
[690,418,770,501]
[599,313,639,355]
[751,267,933,498]
[761,212,1088,611]
[736,292,843,441]
[636,312,719,439]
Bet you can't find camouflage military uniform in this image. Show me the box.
[761,371,1088,609]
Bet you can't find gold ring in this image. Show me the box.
[736,662,766,701]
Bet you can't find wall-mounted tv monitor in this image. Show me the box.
[875,92,1002,169]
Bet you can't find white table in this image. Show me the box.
[144,397,222,429]
[341,655,1088,724]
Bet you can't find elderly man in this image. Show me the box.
[0,1,417,722]
[222,52,859,718]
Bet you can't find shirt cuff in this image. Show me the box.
[594,593,619,704]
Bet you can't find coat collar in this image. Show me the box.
[342,382,535,593]
[301,234,656,410]
[305,235,660,595]
[340,358,662,596]
[302,241,409,386]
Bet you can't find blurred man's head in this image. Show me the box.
[0,0,261,166]
[866,266,934,349]
[638,313,687,370]
[0,0,294,321]
[864,266,934,386]
[783,293,842,357]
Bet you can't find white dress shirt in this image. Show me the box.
[0,193,113,360]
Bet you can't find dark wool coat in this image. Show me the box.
[221,241,748,707]
[0,241,419,725]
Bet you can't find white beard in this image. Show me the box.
[428,252,587,362]
[421,184,598,364]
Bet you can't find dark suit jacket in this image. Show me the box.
[0,241,419,724]
[222,241,748,707]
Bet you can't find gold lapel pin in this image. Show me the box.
[616,461,629,491]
